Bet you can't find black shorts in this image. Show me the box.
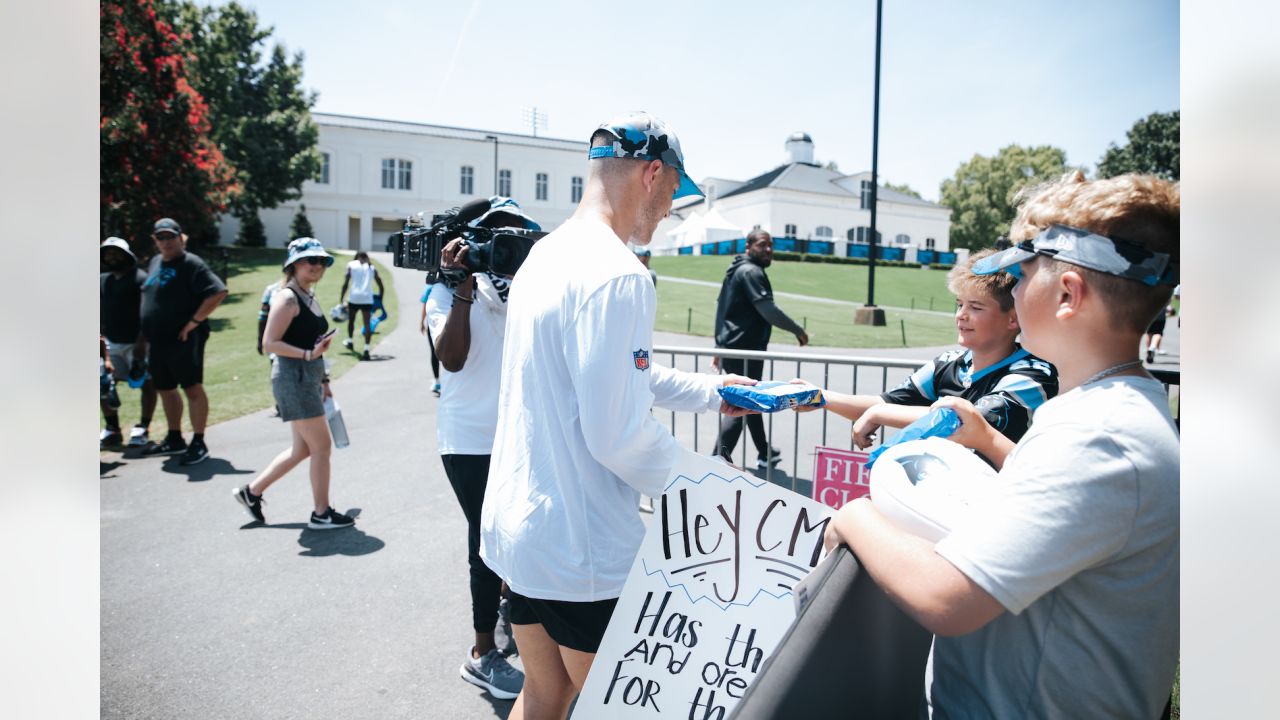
[1147,314,1167,335]
[346,302,373,312]
[149,332,207,391]
[508,590,619,654]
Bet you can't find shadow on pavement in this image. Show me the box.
[237,509,384,557]
[100,460,126,478]
[477,690,514,719]
[159,456,254,482]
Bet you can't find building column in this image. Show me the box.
[359,213,373,251]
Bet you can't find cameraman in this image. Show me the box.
[424,198,538,701]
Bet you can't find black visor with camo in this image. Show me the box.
[587,111,703,200]
[973,224,1177,286]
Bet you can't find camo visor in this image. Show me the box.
[588,111,704,199]
[973,224,1177,286]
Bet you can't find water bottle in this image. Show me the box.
[324,396,350,449]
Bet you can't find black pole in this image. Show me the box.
[867,0,882,308]
[488,135,499,195]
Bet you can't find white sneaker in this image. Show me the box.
[342,338,354,349]
[128,426,150,447]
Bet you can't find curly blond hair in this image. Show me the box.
[1009,171,1179,332]
[948,248,1017,311]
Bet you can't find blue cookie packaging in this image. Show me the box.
[718,381,826,412]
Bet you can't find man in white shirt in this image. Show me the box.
[338,251,384,360]
[480,112,757,719]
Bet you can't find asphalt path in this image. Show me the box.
[100,256,1179,719]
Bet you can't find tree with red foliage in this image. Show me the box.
[100,0,239,247]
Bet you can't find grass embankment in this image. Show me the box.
[104,247,398,433]
[651,256,958,349]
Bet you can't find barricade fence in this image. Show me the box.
[652,344,1181,497]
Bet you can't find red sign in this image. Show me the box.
[812,446,872,510]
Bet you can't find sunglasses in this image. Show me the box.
[300,256,328,266]
[154,233,180,241]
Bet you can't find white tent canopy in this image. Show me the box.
[659,207,743,255]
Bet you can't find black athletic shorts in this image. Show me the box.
[508,590,619,654]
[1147,313,1167,335]
[346,302,373,312]
[149,332,208,391]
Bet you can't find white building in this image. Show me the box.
[218,113,588,249]
[664,132,954,261]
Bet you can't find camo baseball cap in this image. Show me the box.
[588,111,703,199]
[973,223,1178,287]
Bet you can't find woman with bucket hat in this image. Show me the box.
[232,238,354,530]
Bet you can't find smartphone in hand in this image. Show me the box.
[317,328,337,345]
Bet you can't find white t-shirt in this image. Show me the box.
[425,274,508,455]
[927,376,1179,718]
[346,260,376,304]
[480,217,723,602]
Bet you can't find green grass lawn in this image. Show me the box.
[652,256,959,349]
[655,279,958,349]
[651,255,956,310]
[103,247,398,434]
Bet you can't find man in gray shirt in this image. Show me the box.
[713,230,808,468]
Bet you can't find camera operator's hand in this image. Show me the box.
[441,238,470,271]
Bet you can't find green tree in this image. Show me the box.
[236,211,266,247]
[180,2,320,233]
[100,0,239,246]
[939,145,1072,251]
[1097,110,1179,180]
[884,182,922,199]
[289,204,315,240]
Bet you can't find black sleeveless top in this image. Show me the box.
[281,287,329,352]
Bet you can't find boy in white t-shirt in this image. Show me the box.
[338,251,384,360]
[824,171,1180,718]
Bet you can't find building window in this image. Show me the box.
[854,226,882,244]
[460,166,475,195]
[895,233,911,245]
[752,224,761,231]
[570,176,583,203]
[784,223,797,237]
[317,152,330,184]
[860,179,873,209]
[498,169,512,197]
[815,226,833,239]
[382,158,411,190]
[926,237,936,250]
[536,172,549,201]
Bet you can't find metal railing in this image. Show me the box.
[651,344,1181,497]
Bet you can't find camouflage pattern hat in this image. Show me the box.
[588,111,704,199]
[974,223,1178,287]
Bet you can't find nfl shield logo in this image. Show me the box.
[633,349,650,371]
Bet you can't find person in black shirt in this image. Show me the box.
[712,230,809,468]
[232,238,353,530]
[818,248,1057,464]
[100,237,157,449]
[138,218,228,465]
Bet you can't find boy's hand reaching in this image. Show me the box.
[931,397,1015,469]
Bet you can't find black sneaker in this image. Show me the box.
[232,485,266,523]
[142,434,187,456]
[756,446,783,470]
[1146,349,1156,364]
[100,427,124,449]
[179,438,209,465]
[308,506,355,530]
[362,349,371,361]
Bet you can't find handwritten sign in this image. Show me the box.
[811,446,872,511]
[573,449,833,719]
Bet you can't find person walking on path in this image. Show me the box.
[712,229,809,468]
[420,274,443,396]
[427,201,540,701]
[138,218,228,465]
[100,237,157,449]
[339,251,384,360]
[233,238,354,530]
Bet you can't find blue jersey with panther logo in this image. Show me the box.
[881,346,1058,443]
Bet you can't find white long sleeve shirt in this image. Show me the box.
[480,217,722,602]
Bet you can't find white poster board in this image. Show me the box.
[573,449,834,719]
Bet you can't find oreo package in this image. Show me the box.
[718,381,826,413]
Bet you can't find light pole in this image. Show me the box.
[485,134,499,196]
[855,0,887,326]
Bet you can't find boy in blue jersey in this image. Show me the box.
[819,249,1057,462]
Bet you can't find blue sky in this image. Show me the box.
[235,0,1178,201]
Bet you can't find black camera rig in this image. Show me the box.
[389,198,545,286]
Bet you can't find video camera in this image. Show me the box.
[390,197,545,287]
